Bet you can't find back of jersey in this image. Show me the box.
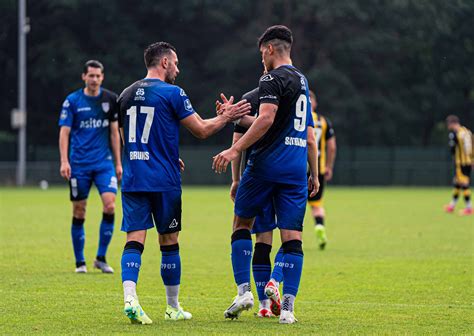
[247,65,313,185]
[118,78,195,192]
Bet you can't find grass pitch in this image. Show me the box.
[0,187,472,335]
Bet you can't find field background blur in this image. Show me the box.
[0,0,473,186]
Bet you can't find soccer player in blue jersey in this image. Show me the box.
[58,60,121,274]
[213,25,319,324]
[117,42,251,324]
[225,86,283,318]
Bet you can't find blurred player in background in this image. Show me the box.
[58,60,121,274]
[117,42,250,324]
[213,25,319,324]
[308,90,336,249]
[444,115,473,216]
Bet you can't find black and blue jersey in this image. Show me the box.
[245,65,313,185]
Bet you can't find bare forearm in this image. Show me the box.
[327,138,337,169]
[231,133,243,181]
[308,141,319,177]
[59,129,70,163]
[236,115,256,129]
[111,132,121,165]
[233,116,272,153]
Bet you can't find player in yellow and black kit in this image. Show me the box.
[444,115,473,216]
[308,90,336,248]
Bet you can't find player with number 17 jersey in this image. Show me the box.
[118,80,193,194]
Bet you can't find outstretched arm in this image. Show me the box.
[212,103,276,173]
[181,95,251,139]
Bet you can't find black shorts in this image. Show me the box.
[308,174,325,205]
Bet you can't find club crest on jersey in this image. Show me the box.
[101,102,110,113]
[62,99,70,108]
[260,74,274,82]
[184,99,193,112]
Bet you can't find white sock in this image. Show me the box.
[123,281,137,301]
[237,282,250,296]
[449,199,458,207]
[282,294,296,312]
[466,200,472,209]
[165,285,180,309]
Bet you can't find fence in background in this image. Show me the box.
[0,146,454,187]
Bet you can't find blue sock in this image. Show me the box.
[121,241,144,283]
[271,246,284,283]
[97,213,114,259]
[252,243,272,301]
[281,240,304,297]
[161,244,181,286]
[231,229,253,286]
[71,217,85,267]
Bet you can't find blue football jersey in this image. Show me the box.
[246,65,313,185]
[58,88,119,166]
[117,78,195,192]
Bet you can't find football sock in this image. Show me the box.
[450,185,461,207]
[252,242,272,301]
[71,217,85,267]
[270,246,284,284]
[463,187,472,208]
[315,216,324,226]
[121,241,144,292]
[97,213,114,259]
[161,244,181,309]
[123,280,137,301]
[231,229,252,292]
[282,294,296,312]
[281,240,304,298]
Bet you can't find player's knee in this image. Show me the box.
[253,242,271,265]
[103,202,115,215]
[159,232,179,246]
[73,203,86,218]
[124,241,144,254]
[231,228,252,242]
[281,239,303,256]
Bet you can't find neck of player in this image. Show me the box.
[84,87,100,97]
[146,69,166,82]
[272,56,292,70]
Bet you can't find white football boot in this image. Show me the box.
[224,291,254,319]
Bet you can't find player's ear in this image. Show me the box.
[161,56,168,69]
[81,72,86,81]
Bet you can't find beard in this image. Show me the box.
[165,70,176,84]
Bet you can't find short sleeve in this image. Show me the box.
[58,97,74,127]
[109,93,119,122]
[172,87,195,120]
[258,73,282,105]
[325,117,335,139]
[306,96,314,128]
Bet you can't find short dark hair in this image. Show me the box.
[144,42,177,68]
[446,115,460,124]
[258,25,293,52]
[83,60,104,74]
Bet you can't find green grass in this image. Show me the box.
[0,187,472,335]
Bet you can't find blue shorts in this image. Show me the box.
[235,173,307,232]
[69,162,117,201]
[121,190,182,234]
[252,202,277,234]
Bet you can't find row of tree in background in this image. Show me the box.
[0,0,472,150]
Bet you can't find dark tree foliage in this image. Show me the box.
[0,0,472,149]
